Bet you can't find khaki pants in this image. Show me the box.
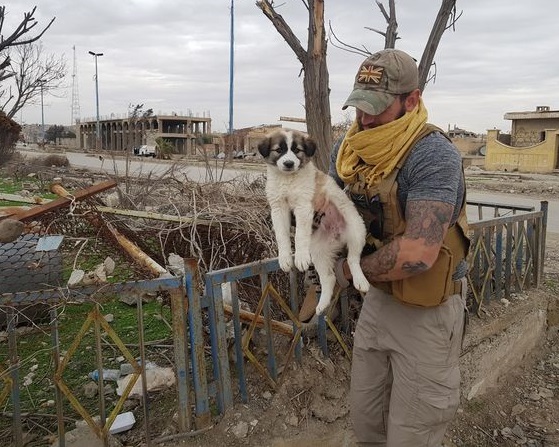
[350,281,467,447]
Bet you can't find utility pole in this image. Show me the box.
[89,50,103,150]
[228,0,234,136]
[39,79,46,146]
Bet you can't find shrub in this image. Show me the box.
[42,154,69,167]
[0,112,21,166]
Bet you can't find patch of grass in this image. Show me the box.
[1,296,173,434]
[0,176,57,206]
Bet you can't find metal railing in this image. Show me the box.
[466,200,548,314]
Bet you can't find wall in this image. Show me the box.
[451,137,486,156]
[485,129,559,172]
[511,118,559,147]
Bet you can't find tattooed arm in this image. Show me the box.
[358,199,453,283]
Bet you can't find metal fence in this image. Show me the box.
[0,199,549,445]
[0,238,191,447]
[466,200,548,314]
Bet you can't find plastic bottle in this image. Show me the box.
[88,369,121,382]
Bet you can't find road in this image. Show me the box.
[467,190,558,234]
[20,149,259,183]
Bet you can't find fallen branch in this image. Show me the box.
[51,182,168,277]
[223,303,295,337]
[0,180,117,222]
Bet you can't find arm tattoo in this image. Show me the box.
[405,200,453,245]
[361,238,399,278]
[402,260,429,274]
[360,200,453,282]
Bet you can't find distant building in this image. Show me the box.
[485,106,559,173]
[447,125,478,139]
[77,112,211,155]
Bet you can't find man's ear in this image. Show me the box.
[404,89,421,112]
[303,137,317,157]
[258,138,271,157]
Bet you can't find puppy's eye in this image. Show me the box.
[292,145,303,153]
[271,145,282,152]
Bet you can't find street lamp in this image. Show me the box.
[89,50,103,150]
[38,79,46,146]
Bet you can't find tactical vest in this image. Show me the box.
[346,123,470,307]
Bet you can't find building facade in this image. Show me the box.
[485,106,559,173]
[78,113,211,156]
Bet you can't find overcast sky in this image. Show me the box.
[6,0,559,135]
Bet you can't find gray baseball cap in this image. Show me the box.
[342,49,419,115]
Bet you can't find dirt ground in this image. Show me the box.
[165,171,559,447]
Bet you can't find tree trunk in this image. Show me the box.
[418,0,456,91]
[257,0,332,172]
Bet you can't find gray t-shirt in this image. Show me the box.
[330,130,467,279]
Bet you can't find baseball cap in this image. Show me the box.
[342,49,419,115]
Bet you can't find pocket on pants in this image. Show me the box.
[413,362,460,426]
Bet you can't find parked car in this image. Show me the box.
[133,145,156,157]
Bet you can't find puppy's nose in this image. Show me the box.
[283,160,295,169]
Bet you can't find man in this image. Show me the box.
[331,49,470,446]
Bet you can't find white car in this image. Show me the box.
[133,145,156,157]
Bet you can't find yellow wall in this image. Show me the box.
[485,129,559,173]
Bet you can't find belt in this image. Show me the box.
[453,281,462,295]
[453,277,467,296]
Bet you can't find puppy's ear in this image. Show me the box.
[258,138,271,158]
[303,136,317,157]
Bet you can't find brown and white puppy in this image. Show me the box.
[258,129,370,315]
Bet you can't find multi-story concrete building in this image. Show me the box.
[485,106,559,173]
[77,112,211,155]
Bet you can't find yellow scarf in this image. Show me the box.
[336,98,428,187]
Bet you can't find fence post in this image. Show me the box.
[540,201,549,283]
[7,307,23,446]
[170,280,192,432]
[204,275,233,414]
[184,259,211,427]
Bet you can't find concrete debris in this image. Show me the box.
[68,257,116,287]
[230,421,249,438]
[116,366,175,398]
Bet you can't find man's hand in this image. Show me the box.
[334,258,351,289]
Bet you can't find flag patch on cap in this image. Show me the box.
[357,65,383,84]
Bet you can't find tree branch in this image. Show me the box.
[255,0,308,64]
[0,6,56,53]
[329,21,372,57]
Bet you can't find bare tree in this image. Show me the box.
[0,43,66,119]
[256,0,332,172]
[0,6,56,82]
[330,0,462,91]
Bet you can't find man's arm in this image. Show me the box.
[356,199,453,283]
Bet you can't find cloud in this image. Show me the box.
[6,0,559,135]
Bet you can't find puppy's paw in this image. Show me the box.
[294,251,312,272]
[278,253,294,272]
[352,272,370,293]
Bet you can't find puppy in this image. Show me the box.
[258,129,370,315]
